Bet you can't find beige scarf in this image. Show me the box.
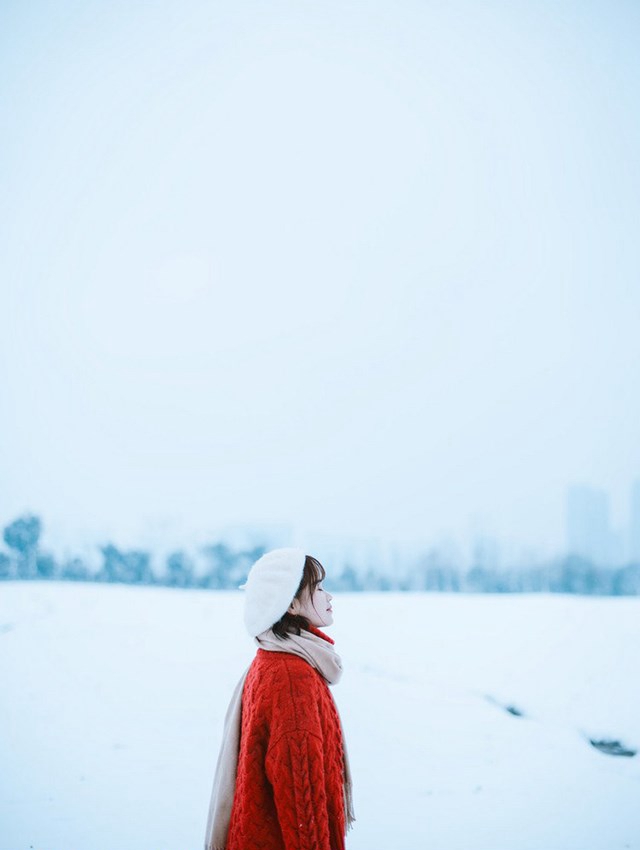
[204,626,356,850]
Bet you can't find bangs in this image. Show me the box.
[306,555,326,586]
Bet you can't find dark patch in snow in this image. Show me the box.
[589,738,636,757]
[484,693,525,717]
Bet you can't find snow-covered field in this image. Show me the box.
[0,581,638,850]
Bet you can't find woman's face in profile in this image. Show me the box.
[288,579,334,627]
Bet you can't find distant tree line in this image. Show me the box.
[1,512,639,595]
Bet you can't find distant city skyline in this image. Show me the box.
[4,476,640,576]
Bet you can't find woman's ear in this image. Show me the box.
[288,597,298,614]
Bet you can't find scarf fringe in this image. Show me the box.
[344,775,356,833]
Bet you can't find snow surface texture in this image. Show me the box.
[0,582,638,850]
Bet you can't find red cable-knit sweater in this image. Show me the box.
[225,624,347,850]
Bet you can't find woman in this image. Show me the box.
[204,547,356,850]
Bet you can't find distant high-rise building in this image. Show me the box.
[566,484,613,565]
[630,479,640,563]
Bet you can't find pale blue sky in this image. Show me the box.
[1,0,639,561]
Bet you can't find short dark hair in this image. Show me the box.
[271,555,326,640]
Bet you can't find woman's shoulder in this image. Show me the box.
[250,650,324,698]
[253,654,327,742]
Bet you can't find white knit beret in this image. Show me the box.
[238,547,307,638]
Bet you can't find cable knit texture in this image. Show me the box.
[225,624,347,850]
